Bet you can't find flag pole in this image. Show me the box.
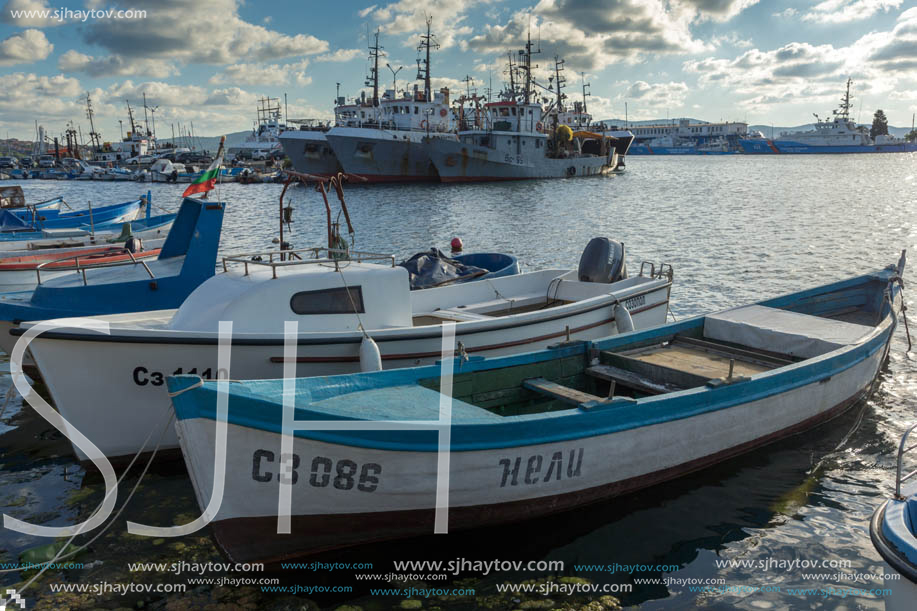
[216,135,225,202]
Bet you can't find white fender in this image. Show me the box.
[614,303,634,334]
[360,335,383,372]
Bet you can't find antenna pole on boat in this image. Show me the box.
[366,28,384,107]
[85,92,102,152]
[416,15,439,102]
[580,72,590,115]
[143,93,151,136]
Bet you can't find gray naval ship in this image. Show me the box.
[323,19,459,183]
[278,117,341,178]
[427,50,629,182]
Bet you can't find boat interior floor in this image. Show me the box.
[424,305,878,417]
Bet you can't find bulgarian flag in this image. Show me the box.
[182,135,225,198]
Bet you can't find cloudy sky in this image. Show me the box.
[0,0,915,140]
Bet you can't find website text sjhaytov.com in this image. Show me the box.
[26,553,902,608]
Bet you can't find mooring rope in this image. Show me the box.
[0,400,175,593]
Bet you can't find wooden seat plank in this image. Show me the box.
[523,378,603,406]
[586,364,682,395]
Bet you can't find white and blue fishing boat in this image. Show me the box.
[0,210,176,258]
[0,197,224,359]
[166,254,905,563]
[0,197,143,233]
[870,425,917,610]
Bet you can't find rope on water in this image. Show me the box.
[0,402,175,588]
[0,384,15,421]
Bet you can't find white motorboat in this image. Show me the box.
[20,239,673,463]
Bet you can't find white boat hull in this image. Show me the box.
[26,283,670,462]
[174,342,885,563]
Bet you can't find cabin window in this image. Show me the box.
[290,286,365,315]
[536,140,542,148]
[414,106,419,114]
[500,108,509,117]
[511,107,517,116]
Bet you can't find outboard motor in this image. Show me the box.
[124,236,143,253]
[578,238,626,283]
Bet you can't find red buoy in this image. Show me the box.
[450,237,463,252]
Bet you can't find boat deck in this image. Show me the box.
[627,341,774,379]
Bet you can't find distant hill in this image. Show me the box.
[159,130,251,153]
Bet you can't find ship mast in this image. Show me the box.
[416,16,439,102]
[519,26,539,105]
[553,56,566,112]
[125,100,139,137]
[505,52,516,101]
[142,92,151,136]
[835,78,853,120]
[580,72,590,115]
[365,28,384,107]
[85,92,102,152]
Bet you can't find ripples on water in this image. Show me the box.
[1,154,916,609]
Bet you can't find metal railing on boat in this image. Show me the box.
[639,261,675,281]
[34,247,155,286]
[221,247,396,279]
[896,422,917,499]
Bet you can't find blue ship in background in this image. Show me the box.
[740,79,917,154]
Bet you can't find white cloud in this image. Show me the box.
[0,28,52,65]
[621,80,690,109]
[0,0,62,27]
[367,0,493,50]
[57,49,178,77]
[0,72,83,132]
[679,0,762,22]
[208,60,311,86]
[315,48,363,62]
[469,2,713,73]
[684,9,917,117]
[82,0,330,65]
[801,0,901,24]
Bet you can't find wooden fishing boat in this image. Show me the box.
[22,239,672,463]
[166,254,905,563]
[870,424,917,610]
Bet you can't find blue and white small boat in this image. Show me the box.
[166,254,905,563]
[1,197,142,231]
[870,425,917,610]
[0,197,224,360]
